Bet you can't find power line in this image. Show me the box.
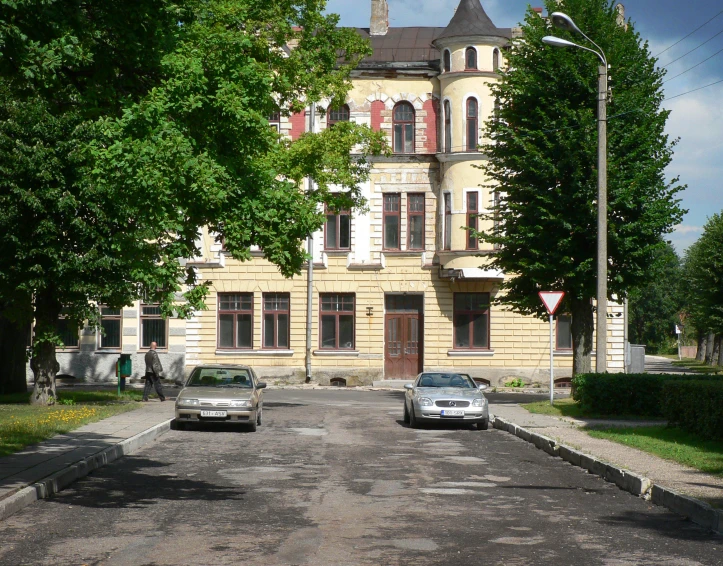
[662,27,723,68]
[663,44,723,83]
[664,77,723,101]
[654,9,723,58]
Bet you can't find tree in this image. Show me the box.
[681,212,723,365]
[627,242,682,354]
[476,0,685,374]
[0,0,385,403]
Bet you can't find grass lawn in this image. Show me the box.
[670,358,722,374]
[587,426,723,478]
[0,390,143,457]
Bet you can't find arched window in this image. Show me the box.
[494,98,500,121]
[465,47,477,70]
[466,98,478,151]
[328,104,350,128]
[493,49,500,71]
[443,50,451,73]
[393,102,415,154]
[444,100,452,153]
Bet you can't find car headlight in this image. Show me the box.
[472,398,485,407]
[230,399,252,407]
[418,397,433,407]
[178,398,200,407]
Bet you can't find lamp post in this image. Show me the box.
[543,12,608,373]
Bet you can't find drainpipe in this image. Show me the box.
[305,102,316,383]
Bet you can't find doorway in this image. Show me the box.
[384,294,423,379]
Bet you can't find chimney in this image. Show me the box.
[370,0,389,36]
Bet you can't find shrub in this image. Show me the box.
[662,380,723,440]
[571,373,723,417]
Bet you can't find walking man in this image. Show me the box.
[143,341,166,402]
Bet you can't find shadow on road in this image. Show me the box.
[598,510,723,543]
[44,456,246,510]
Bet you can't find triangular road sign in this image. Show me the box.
[539,291,565,315]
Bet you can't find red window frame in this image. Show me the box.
[392,102,415,154]
[407,193,425,250]
[324,205,351,250]
[466,98,478,151]
[383,193,401,250]
[217,293,254,349]
[465,47,477,70]
[453,293,490,350]
[319,294,355,350]
[262,293,290,350]
[466,191,479,250]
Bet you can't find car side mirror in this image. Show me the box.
[257,382,267,389]
[404,383,414,390]
[477,383,489,390]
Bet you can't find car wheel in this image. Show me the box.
[403,402,410,424]
[477,418,489,431]
[170,419,184,431]
[257,408,262,426]
[409,405,420,429]
[248,419,257,432]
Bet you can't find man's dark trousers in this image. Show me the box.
[143,373,165,401]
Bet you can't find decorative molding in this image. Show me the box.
[447,349,495,357]
[214,349,294,356]
[313,350,360,357]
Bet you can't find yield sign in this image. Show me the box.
[539,291,565,315]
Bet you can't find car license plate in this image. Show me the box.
[200,410,227,418]
[441,409,464,417]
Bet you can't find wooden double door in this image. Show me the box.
[384,294,423,379]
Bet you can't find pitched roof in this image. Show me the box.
[355,27,445,64]
[435,0,511,41]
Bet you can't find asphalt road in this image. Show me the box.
[0,389,719,565]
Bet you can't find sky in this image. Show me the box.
[325,0,723,254]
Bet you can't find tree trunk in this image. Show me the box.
[719,336,723,367]
[705,332,716,365]
[0,311,30,395]
[570,297,594,376]
[696,333,707,362]
[29,291,61,406]
[715,335,723,368]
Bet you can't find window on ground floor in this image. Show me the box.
[99,306,122,349]
[141,303,167,349]
[453,293,490,349]
[320,294,355,349]
[556,314,573,350]
[57,313,80,350]
[263,293,290,349]
[218,293,253,349]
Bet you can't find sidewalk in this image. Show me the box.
[0,400,174,521]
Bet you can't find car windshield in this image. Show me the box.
[417,373,476,389]
[186,368,253,388]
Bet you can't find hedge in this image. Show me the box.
[571,373,723,417]
[662,380,723,440]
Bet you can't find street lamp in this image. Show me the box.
[543,12,608,373]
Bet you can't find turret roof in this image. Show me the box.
[435,0,511,42]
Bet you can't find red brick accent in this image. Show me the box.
[423,99,439,154]
[289,111,306,140]
[371,100,385,132]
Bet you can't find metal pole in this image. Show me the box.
[549,314,554,406]
[595,64,608,373]
[305,102,316,384]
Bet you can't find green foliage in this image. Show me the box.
[572,373,723,416]
[475,0,685,372]
[662,380,723,440]
[628,242,683,353]
[0,0,386,392]
[681,212,723,338]
[505,378,525,388]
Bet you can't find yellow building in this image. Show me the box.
[184,0,627,386]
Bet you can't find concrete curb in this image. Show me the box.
[492,415,722,534]
[0,419,172,522]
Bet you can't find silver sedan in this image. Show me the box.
[174,365,266,431]
[403,372,490,430]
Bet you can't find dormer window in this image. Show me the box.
[465,47,477,70]
[328,104,350,128]
[443,49,451,73]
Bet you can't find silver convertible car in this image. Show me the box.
[403,372,490,430]
[173,365,266,431]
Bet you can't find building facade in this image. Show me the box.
[46,0,627,386]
